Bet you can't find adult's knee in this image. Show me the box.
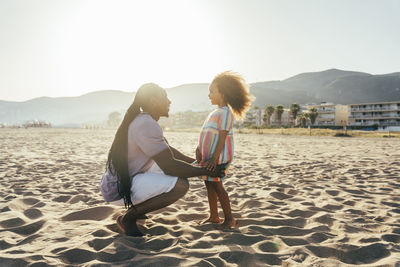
[175,178,189,197]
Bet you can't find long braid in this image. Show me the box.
[107,98,141,208]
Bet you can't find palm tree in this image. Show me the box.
[275,105,284,126]
[265,105,275,127]
[309,108,318,125]
[299,112,309,127]
[290,103,300,126]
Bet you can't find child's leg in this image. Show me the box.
[212,181,236,228]
[203,181,221,223]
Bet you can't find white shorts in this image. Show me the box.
[110,163,178,206]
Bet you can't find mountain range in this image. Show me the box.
[1,69,399,126]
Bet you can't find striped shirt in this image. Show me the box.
[198,106,234,181]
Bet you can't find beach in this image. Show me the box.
[0,128,399,266]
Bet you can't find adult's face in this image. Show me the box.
[152,89,171,118]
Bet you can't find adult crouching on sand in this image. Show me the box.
[100,83,225,236]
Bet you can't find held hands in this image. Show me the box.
[204,158,217,172]
[203,157,226,178]
[195,149,226,178]
[208,163,227,178]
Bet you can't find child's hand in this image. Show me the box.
[204,158,217,172]
[208,163,227,178]
[195,147,202,162]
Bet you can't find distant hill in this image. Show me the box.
[1,69,399,126]
[251,69,400,106]
[0,90,134,126]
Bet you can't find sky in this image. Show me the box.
[0,0,399,102]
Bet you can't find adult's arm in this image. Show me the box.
[163,137,195,164]
[169,146,196,164]
[152,147,222,178]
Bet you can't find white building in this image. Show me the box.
[244,107,294,127]
[243,108,263,127]
[304,103,348,126]
[348,101,400,129]
[270,109,293,127]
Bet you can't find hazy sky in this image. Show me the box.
[1,0,399,101]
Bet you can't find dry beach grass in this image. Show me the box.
[0,128,400,266]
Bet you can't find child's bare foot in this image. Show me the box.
[116,215,144,237]
[219,218,237,229]
[198,216,222,225]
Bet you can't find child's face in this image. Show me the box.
[208,83,224,106]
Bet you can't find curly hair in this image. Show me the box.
[211,71,254,119]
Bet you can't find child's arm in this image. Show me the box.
[204,130,229,171]
[195,146,201,162]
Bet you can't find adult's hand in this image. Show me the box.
[153,148,224,179]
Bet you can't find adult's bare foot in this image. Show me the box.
[218,218,237,229]
[116,215,144,237]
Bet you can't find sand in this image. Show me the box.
[0,128,399,266]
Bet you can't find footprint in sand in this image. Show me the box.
[87,237,114,251]
[61,206,115,221]
[381,234,400,243]
[321,204,343,211]
[2,220,45,236]
[53,195,72,202]
[306,243,390,264]
[220,250,282,266]
[97,249,137,263]
[270,191,293,200]
[287,209,317,218]
[0,217,25,228]
[23,208,43,219]
[59,248,97,265]
[325,190,340,196]
[281,237,308,246]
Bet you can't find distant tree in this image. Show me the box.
[265,105,275,127]
[299,112,309,127]
[262,112,268,125]
[253,106,261,126]
[107,111,121,127]
[309,108,318,125]
[275,105,284,126]
[290,103,300,126]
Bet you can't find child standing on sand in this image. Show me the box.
[196,71,253,228]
